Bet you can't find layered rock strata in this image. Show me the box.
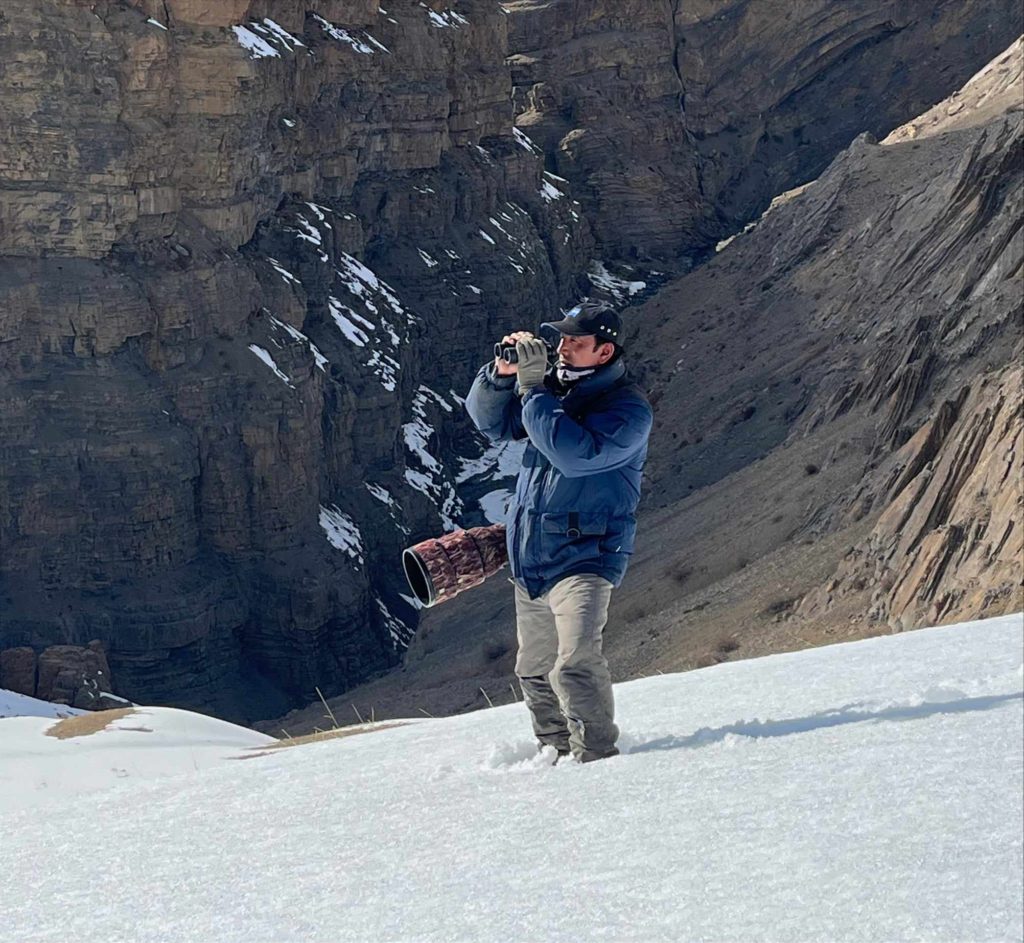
[0,0,592,720]
[633,35,1023,638]
[2,2,1020,722]
[504,0,1022,259]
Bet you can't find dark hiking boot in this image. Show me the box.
[578,746,620,764]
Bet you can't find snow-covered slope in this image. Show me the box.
[0,706,275,813]
[0,688,86,719]
[2,614,1021,943]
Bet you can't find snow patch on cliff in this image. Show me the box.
[402,390,463,530]
[319,505,364,565]
[314,14,389,55]
[248,345,295,389]
[423,4,470,28]
[233,19,309,59]
[588,261,646,300]
[269,316,328,372]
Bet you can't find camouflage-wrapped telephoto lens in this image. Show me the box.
[402,524,508,607]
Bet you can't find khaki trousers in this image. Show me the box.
[514,574,619,761]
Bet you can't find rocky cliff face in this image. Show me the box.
[0,0,593,720]
[1,1,1020,722]
[505,0,1019,260]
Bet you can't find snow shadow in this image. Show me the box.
[626,691,1024,755]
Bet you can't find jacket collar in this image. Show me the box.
[556,357,626,405]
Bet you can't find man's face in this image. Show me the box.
[557,333,616,368]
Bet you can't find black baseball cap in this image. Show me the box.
[541,301,623,347]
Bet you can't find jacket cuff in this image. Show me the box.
[484,363,517,389]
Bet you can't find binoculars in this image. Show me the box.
[493,338,554,364]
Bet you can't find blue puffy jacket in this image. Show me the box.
[465,357,653,599]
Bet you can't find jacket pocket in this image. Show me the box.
[537,512,607,570]
[540,512,608,538]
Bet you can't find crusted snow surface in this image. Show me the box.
[330,254,409,390]
[478,229,496,246]
[305,203,333,228]
[403,418,442,475]
[329,298,370,347]
[258,18,306,51]
[248,345,294,389]
[366,483,398,507]
[319,505,364,565]
[417,385,454,414]
[417,249,439,268]
[0,690,86,721]
[456,439,525,484]
[4,615,1020,942]
[233,19,308,59]
[0,707,274,813]
[366,349,400,392]
[146,17,168,30]
[336,254,409,326]
[479,488,514,524]
[365,482,409,535]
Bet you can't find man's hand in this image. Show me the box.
[515,337,548,395]
[493,331,535,377]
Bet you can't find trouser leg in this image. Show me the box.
[513,581,569,751]
[547,575,618,761]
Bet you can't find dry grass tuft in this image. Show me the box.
[237,721,411,759]
[45,708,143,740]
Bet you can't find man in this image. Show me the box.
[465,301,653,763]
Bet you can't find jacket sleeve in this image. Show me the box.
[464,363,526,442]
[520,388,652,477]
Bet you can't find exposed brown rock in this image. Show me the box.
[803,367,1023,630]
[35,641,118,709]
[0,647,36,696]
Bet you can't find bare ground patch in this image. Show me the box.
[45,708,146,740]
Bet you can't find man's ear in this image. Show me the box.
[597,341,616,364]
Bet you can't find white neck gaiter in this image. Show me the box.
[555,363,598,386]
